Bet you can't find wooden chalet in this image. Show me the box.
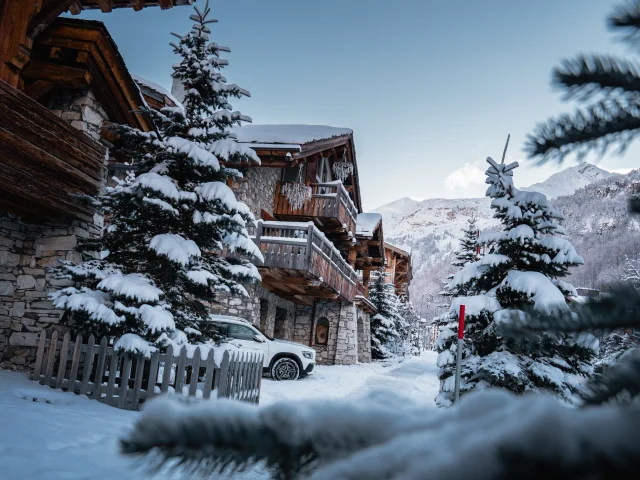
[0,1,191,368]
[229,125,382,307]
[384,242,413,299]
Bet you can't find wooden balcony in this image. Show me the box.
[253,221,361,304]
[273,181,358,249]
[0,80,105,220]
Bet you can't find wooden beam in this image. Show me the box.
[23,80,55,100]
[69,1,83,15]
[159,0,174,9]
[27,0,76,39]
[21,60,92,88]
[129,0,145,11]
[97,0,114,13]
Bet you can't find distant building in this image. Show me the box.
[384,242,413,299]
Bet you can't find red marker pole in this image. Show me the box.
[454,304,465,403]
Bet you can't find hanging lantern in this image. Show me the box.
[332,149,354,182]
[283,164,312,210]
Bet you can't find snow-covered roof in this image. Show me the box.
[356,213,383,238]
[384,241,410,257]
[230,124,353,148]
[132,74,183,108]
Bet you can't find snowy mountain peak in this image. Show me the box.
[521,163,614,199]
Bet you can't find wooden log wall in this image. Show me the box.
[0,79,105,220]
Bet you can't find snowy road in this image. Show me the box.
[0,352,439,480]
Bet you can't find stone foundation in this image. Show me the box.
[0,212,102,369]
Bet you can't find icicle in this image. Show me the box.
[283,164,312,210]
[332,149,354,182]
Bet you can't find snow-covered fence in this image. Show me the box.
[30,331,263,410]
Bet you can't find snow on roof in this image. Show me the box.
[356,213,382,238]
[230,124,352,147]
[132,74,183,108]
[384,241,410,257]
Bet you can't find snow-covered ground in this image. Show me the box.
[0,352,439,480]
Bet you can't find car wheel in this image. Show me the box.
[270,357,300,381]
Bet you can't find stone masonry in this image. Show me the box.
[293,300,366,365]
[230,166,281,219]
[0,86,108,370]
[43,88,109,143]
[0,212,102,369]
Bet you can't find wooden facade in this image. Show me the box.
[273,181,358,250]
[0,79,106,220]
[0,0,192,89]
[384,242,413,299]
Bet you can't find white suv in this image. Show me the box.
[209,315,316,381]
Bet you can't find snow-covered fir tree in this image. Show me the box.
[435,156,597,406]
[596,331,640,370]
[49,2,262,355]
[396,299,421,355]
[452,217,480,268]
[369,270,404,359]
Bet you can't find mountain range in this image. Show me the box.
[373,163,639,309]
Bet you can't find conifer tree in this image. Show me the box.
[435,156,597,406]
[49,2,262,355]
[452,217,480,268]
[369,270,403,359]
[399,300,422,355]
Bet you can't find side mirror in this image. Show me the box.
[253,334,266,343]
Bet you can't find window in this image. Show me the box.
[316,156,332,184]
[228,324,256,341]
[282,164,306,183]
[315,317,329,345]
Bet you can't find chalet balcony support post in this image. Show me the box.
[305,223,314,270]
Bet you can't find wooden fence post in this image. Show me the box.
[55,332,70,390]
[203,349,215,399]
[43,330,58,387]
[32,331,46,381]
[91,336,108,400]
[217,350,230,398]
[67,334,83,393]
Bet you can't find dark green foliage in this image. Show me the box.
[527,0,640,163]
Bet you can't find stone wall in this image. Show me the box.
[0,212,102,369]
[43,88,109,143]
[208,285,297,341]
[357,313,372,363]
[292,300,360,365]
[230,166,281,219]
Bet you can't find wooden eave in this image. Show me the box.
[0,0,192,89]
[27,18,151,131]
[70,1,194,13]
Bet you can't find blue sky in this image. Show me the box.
[73,0,637,210]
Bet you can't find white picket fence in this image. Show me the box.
[30,331,263,410]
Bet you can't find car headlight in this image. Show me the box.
[302,351,313,359]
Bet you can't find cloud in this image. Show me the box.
[444,162,485,192]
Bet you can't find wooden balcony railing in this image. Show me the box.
[273,181,358,236]
[252,221,361,303]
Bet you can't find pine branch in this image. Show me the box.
[610,0,640,43]
[582,348,640,405]
[554,55,640,102]
[503,285,640,333]
[121,393,429,480]
[525,98,640,163]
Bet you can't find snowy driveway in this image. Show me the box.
[0,352,439,479]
